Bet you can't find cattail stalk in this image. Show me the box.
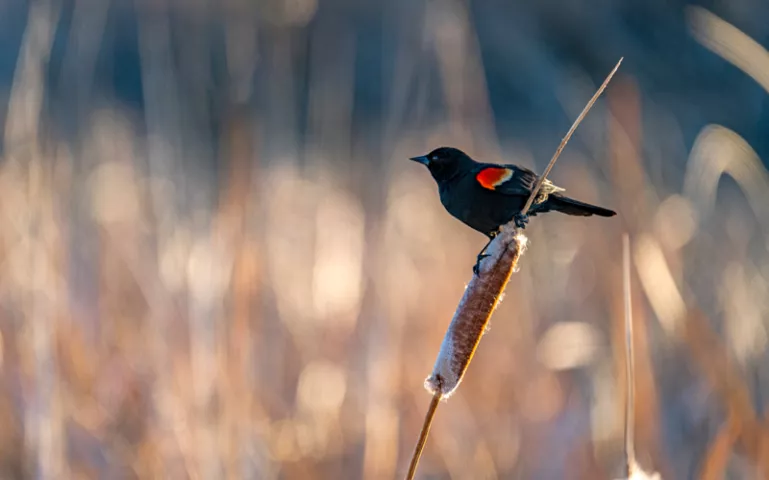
[617,235,661,480]
[623,234,638,475]
[405,58,623,480]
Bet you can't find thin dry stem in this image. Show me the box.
[623,234,637,474]
[406,392,442,480]
[521,57,624,215]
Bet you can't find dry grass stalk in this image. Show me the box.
[405,57,623,480]
[623,234,637,475]
[618,235,661,480]
[405,392,442,480]
[521,58,623,215]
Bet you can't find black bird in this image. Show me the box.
[410,146,616,274]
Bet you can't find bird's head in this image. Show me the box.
[410,147,473,183]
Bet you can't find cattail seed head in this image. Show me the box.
[424,227,528,397]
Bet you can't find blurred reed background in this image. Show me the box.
[0,0,769,478]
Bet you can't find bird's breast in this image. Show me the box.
[438,180,512,235]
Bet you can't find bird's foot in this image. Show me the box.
[514,213,529,229]
[473,253,491,275]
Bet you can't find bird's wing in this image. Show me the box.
[474,164,565,196]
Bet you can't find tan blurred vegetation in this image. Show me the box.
[1,0,769,479]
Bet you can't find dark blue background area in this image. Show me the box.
[0,0,767,165]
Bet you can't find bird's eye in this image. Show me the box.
[432,155,438,161]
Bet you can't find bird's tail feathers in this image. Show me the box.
[546,194,616,217]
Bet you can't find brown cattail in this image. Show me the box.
[425,227,527,397]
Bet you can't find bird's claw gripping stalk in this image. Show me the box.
[473,254,490,275]
[514,213,529,229]
[473,231,498,276]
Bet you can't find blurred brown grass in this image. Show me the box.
[1,1,769,479]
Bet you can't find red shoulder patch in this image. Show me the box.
[475,167,513,190]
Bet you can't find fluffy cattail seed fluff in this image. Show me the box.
[424,227,528,397]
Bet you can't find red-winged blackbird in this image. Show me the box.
[410,146,616,274]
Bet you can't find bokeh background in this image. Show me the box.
[1,0,769,478]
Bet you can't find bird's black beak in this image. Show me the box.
[410,155,430,166]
